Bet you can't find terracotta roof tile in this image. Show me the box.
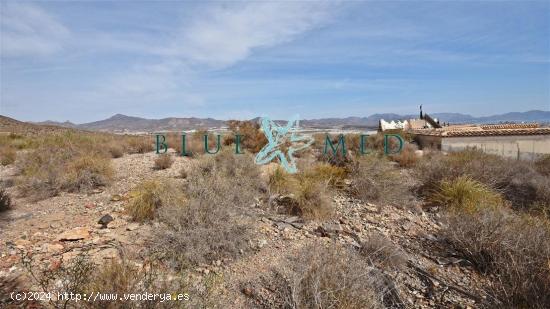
[413,127,550,137]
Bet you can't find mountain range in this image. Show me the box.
[33,110,550,132]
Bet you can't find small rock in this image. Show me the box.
[98,214,114,228]
[110,194,123,201]
[57,227,91,241]
[257,239,267,249]
[126,223,140,231]
[84,203,96,209]
[43,243,64,253]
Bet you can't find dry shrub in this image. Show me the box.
[308,163,347,188]
[414,149,550,211]
[268,166,292,195]
[267,166,335,220]
[360,233,407,270]
[106,143,124,158]
[227,120,267,153]
[0,189,12,212]
[154,154,173,170]
[430,176,503,213]
[390,143,418,168]
[63,154,113,192]
[0,146,16,165]
[127,136,152,154]
[535,154,550,176]
[85,259,174,309]
[22,252,94,309]
[289,174,333,220]
[290,243,398,309]
[23,252,181,309]
[350,155,414,208]
[16,132,116,199]
[126,179,185,222]
[442,207,550,307]
[154,150,261,267]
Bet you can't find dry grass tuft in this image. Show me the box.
[0,146,16,165]
[126,179,185,222]
[430,176,503,213]
[154,154,174,170]
[290,174,334,220]
[0,189,12,212]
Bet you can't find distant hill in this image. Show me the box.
[9,110,550,133]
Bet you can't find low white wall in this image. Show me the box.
[441,135,550,160]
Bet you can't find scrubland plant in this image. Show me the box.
[13,132,124,199]
[0,145,16,165]
[126,179,185,222]
[225,120,268,153]
[415,149,550,212]
[535,154,550,176]
[126,136,152,154]
[290,243,398,309]
[154,154,173,170]
[0,188,12,212]
[390,143,418,168]
[430,176,503,213]
[442,207,550,308]
[349,155,414,208]
[154,149,261,268]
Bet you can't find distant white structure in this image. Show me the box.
[379,119,405,131]
[379,105,441,131]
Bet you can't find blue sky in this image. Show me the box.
[1,1,549,123]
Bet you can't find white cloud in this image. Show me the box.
[1,2,70,57]
[169,1,341,68]
[95,1,342,102]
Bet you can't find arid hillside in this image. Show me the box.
[1,119,549,309]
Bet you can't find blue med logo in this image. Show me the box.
[254,115,314,174]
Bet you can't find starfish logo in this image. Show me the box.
[254,115,314,173]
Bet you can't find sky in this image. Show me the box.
[0,0,549,123]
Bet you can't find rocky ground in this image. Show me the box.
[1,151,491,308]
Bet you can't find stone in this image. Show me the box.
[43,243,64,253]
[57,227,91,241]
[98,214,114,228]
[126,223,140,231]
[84,203,96,209]
[110,194,123,201]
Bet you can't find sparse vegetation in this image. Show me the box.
[415,149,550,212]
[442,207,550,307]
[126,179,185,222]
[127,136,152,154]
[290,243,395,309]
[154,150,261,267]
[350,155,414,208]
[0,145,16,165]
[154,154,173,170]
[390,143,418,167]
[226,120,268,153]
[535,154,550,176]
[0,189,12,212]
[360,232,407,270]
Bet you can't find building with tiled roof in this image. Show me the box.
[413,123,550,160]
